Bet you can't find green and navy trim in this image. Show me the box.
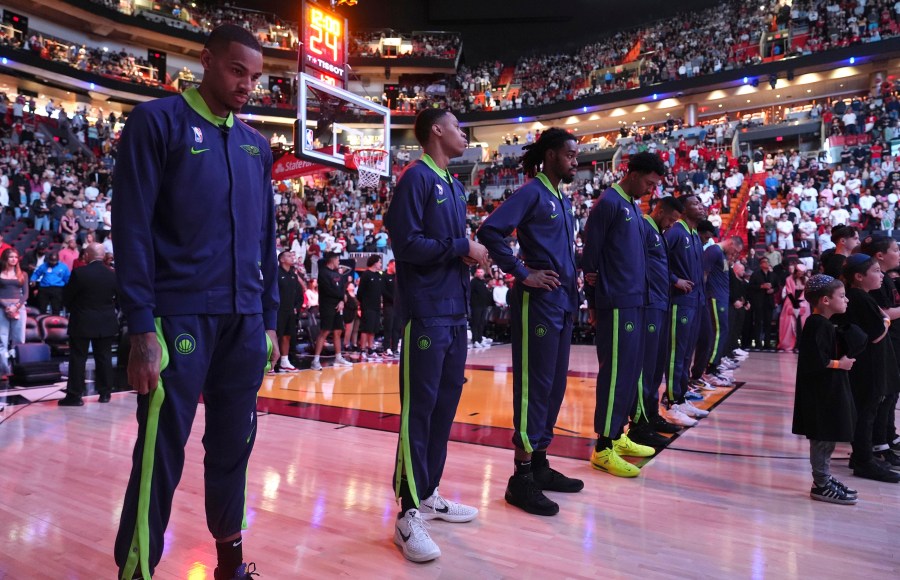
[181,87,234,128]
[518,293,533,452]
[394,321,420,506]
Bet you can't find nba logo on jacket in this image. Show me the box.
[192,126,203,143]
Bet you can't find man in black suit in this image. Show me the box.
[58,243,118,406]
[748,257,777,351]
[469,267,493,348]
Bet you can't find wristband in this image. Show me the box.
[829,360,839,369]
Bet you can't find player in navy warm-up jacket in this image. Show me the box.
[112,26,278,580]
[478,128,584,518]
[626,196,689,448]
[583,152,667,478]
[663,194,709,423]
[383,108,490,563]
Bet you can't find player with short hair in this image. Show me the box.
[583,152,667,477]
[384,108,490,562]
[112,24,278,580]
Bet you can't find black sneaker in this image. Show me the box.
[505,473,559,516]
[533,464,584,493]
[875,449,900,471]
[626,424,671,448]
[853,460,900,483]
[810,481,857,505]
[214,562,259,580]
[829,477,858,499]
[650,415,682,434]
[890,438,900,452]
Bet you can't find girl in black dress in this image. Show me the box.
[841,254,900,483]
[793,275,857,504]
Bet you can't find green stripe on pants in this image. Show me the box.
[602,309,620,437]
[394,321,419,506]
[518,293,533,453]
[667,306,678,401]
[708,299,721,365]
[121,318,170,580]
[635,370,647,422]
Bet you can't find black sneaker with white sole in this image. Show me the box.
[810,481,857,505]
[829,477,858,499]
[875,449,900,471]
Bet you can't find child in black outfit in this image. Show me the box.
[840,254,900,483]
[793,274,859,504]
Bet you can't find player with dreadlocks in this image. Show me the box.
[477,128,584,517]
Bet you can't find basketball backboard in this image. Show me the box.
[295,72,391,176]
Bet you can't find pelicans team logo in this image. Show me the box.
[625,322,635,332]
[417,335,432,350]
[192,126,203,143]
[648,323,657,333]
[174,333,196,355]
[535,324,548,338]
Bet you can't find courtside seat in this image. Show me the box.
[24,317,42,343]
[38,315,70,356]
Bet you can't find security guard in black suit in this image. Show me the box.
[59,243,118,405]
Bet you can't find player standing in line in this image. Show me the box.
[583,152,666,477]
[663,194,710,425]
[384,108,490,562]
[112,25,278,580]
[477,128,584,517]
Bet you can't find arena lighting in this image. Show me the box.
[1,58,6,65]
[849,57,856,64]
[89,83,95,89]
[582,106,587,112]
[518,116,522,122]
[652,93,658,100]
[742,77,748,84]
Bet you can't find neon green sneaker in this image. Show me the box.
[590,447,640,478]
[613,433,656,458]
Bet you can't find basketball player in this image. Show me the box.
[383,108,490,562]
[477,128,584,517]
[112,25,278,580]
[583,152,665,477]
[626,196,688,447]
[663,194,710,425]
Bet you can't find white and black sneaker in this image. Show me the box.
[418,488,478,523]
[829,477,858,499]
[810,480,857,505]
[394,509,441,562]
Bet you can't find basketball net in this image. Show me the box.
[353,149,387,189]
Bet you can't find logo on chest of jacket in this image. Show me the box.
[192,126,203,143]
[174,333,196,355]
[435,183,444,196]
[417,335,432,350]
[624,207,632,222]
[534,324,548,338]
[624,322,635,332]
[241,144,261,156]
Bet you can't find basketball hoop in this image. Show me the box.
[351,148,388,189]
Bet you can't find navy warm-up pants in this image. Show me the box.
[666,301,701,403]
[393,319,467,511]
[115,314,270,580]
[634,308,668,424]
[691,297,729,380]
[509,289,573,452]
[594,307,645,440]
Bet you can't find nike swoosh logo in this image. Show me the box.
[191,147,210,154]
[654,243,661,247]
[232,539,243,548]
[399,530,411,542]
[435,505,450,513]
[436,198,448,205]
[550,213,559,219]
[625,217,633,221]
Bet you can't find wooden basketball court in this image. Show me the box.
[1,346,898,578]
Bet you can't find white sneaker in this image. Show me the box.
[385,349,394,358]
[734,348,749,356]
[692,378,718,391]
[674,401,709,419]
[483,337,493,344]
[666,407,698,427]
[310,359,323,371]
[394,509,441,563]
[700,374,728,388]
[472,341,484,348]
[334,356,353,367]
[418,488,478,523]
[713,373,736,386]
[279,361,298,372]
